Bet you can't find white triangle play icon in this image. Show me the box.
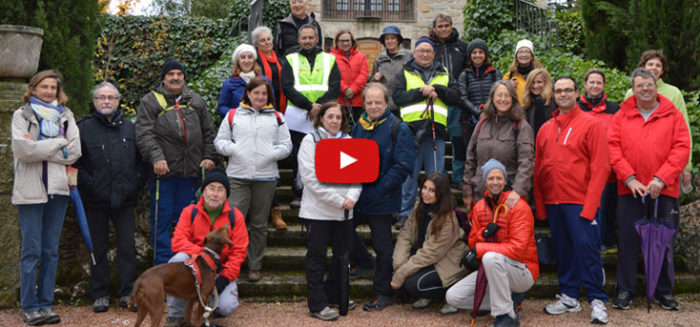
[340,151,357,169]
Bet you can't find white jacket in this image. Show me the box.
[214,104,292,179]
[11,103,81,204]
[298,128,362,221]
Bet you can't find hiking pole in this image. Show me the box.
[153,176,160,266]
[429,99,438,171]
[344,96,356,126]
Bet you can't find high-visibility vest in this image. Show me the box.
[400,70,449,126]
[286,52,336,105]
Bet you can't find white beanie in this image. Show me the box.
[231,44,257,66]
[514,39,534,56]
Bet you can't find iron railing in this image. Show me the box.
[323,0,414,21]
[514,0,559,49]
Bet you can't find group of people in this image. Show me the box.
[10,0,692,326]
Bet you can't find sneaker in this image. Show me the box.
[39,309,61,325]
[439,303,459,315]
[289,197,301,209]
[654,294,679,310]
[590,299,608,324]
[412,298,431,309]
[395,216,408,230]
[544,293,582,315]
[612,290,632,310]
[492,313,520,327]
[349,266,373,280]
[120,296,137,312]
[248,270,261,282]
[363,294,393,311]
[601,245,618,254]
[311,306,339,321]
[511,292,525,313]
[164,316,185,327]
[329,300,356,310]
[22,311,45,326]
[93,296,109,313]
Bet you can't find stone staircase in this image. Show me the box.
[236,142,700,301]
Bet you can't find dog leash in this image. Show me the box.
[183,247,221,327]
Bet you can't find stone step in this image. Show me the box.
[273,183,464,205]
[237,270,700,300]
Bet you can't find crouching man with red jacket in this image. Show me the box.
[165,167,249,327]
[446,159,538,327]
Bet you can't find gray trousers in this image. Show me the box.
[445,252,534,318]
[228,178,277,271]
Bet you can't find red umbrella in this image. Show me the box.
[471,203,508,327]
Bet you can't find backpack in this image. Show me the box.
[227,108,284,139]
[190,206,237,230]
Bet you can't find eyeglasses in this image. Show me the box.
[553,88,575,94]
[94,95,119,101]
[634,82,655,89]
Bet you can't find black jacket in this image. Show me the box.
[430,28,468,80]
[274,13,323,56]
[458,65,503,121]
[525,96,557,139]
[281,47,340,111]
[75,111,145,208]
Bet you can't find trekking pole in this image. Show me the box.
[429,99,438,171]
[153,176,160,266]
[344,96,356,126]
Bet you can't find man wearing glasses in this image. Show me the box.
[534,76,611,325]
[74,81,144,313]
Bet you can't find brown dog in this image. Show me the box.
[129,225,233,327]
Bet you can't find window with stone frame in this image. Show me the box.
[323,0,414,20]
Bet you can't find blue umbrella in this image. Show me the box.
[67,167,96,265]
[634,196,677,312]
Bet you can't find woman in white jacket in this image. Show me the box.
[298,102,362,321]
[214,77,292,282]
[11,70,81,325]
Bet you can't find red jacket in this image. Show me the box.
[469,191,539,282]
[172,198,249,282]
[330,47,368,107]
[534,107,610,220]
[608,94,690,198]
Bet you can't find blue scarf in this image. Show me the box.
[29,96,64,139]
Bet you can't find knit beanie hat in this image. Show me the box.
[202,167,230,197]
[414,36,435,50]
[231,44,258,67]
[481,159,507,184]
[468,38,489,58]
[514,39,534,56]
[160,58,186,81]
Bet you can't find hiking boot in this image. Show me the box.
[270,206,287,230]
[22,311,45,326]
[612,290,632,310]
[363,295,393,311]
[439,303,459,315]
[289,197,301,209]
[411,298,431,309]
[395,216,408,230]
[164,316,185,327]
[93,296,109,313]
[329,300,356,310]
[492,313,519,327]
[544,293,582,315]
[39,309,61,324]
[248,270,261,282]
[310,306,339,321]
[654,294,679,310]
[511,292,525,313]
[120,296,137,312]
[349,266,373,280]
[590,299,608,324]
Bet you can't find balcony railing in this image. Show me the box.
[323,0,414,21]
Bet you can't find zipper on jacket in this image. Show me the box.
[563,127,572,145]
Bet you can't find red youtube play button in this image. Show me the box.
[315,139,379,183]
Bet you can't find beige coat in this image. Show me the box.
[392,209,469,288]
[11,103,81,204]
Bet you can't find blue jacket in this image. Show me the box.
[351,112,415,215]
[217,75,274,117]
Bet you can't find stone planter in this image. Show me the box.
[0,25,44,79]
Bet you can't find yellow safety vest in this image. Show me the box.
[400,70,449,126]
[286,52,336,105]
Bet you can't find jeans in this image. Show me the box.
[399,137,445,217]
[18,195,69,313]
[148,177,198,265]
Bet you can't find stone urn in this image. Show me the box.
[0,25,44,79]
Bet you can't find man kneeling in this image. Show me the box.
[445,159,539,327]
[165,167,249,327]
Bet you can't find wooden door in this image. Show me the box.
[356,38,382,73]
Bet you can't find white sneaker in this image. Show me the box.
[544,293,582,315]
[590,299,608,324]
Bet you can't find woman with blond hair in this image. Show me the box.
[522,68,555,138]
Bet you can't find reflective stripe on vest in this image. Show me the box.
[286,52,335,104]
[400,70,449,126]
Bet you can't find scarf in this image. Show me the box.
[240,71,256,84]
[29,95,64,139]
[318,126,346,139]
[517,63,533,79]
[258,48,286,112]
[358,111,388,131]
[414,203,436,252]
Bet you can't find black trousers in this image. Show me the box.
[86,205,137,299]
[350,213,394,297]
[403,266,446,299]
[304,218,351,313]
[290,130,306,197]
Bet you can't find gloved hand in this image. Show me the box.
[459,248,479,271]
[482,222,501,238]
[215,276,229,294]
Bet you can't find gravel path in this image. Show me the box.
[1,295,698,326]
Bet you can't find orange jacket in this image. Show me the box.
[608,94,690,198]
[172,198,249,282]
[534,107,610,220]
[330,47,368,107]
[469,191,539,282]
